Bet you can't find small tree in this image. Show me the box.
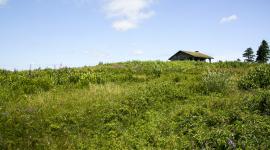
[243,47,255,62]
[256,40,270,63]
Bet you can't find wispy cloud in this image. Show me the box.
[103,0,156,31]
[0,0,8,6]
[220,14,238,23]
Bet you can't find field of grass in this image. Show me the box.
[1,61,270,149]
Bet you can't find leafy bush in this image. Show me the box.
[200,71,230,94]
[79,72,106,86]
[247,91,270,115]
[238,65,270,90]
[152,67,162,77]
[258,93,270,115]
[68,74,80,84]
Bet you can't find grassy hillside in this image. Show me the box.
[1,61,270,149]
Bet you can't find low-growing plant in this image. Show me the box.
[238,65,270,90]
[68,74,80,84]
[200,71,230,94]
[258,93,270,115]
[152,67,162,77]
[246,91,270,115]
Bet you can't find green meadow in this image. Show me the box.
[0,61,270,149]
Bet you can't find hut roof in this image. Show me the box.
[170,50,214,59]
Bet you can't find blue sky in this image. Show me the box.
[0,0,270,70]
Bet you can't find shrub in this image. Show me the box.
[79,73,106,85]
[238,65,270,90]
[258,94,270,115]
[152,67,162,77]
[247,91,270,115]
[200,71,230,94]
[18,78,53,94]
[34,78,53,92]
[68,74,80,84]
[173,76,181,83]
[79,73,92,86]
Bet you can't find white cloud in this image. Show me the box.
[220,15,238,23]
[132,50,144,55]
[103,0,156,31]
[0,0,8,6]
[112,20,138,31]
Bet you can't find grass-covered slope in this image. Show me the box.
[1,61,270,149]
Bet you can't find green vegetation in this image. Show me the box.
[243,47,255,62]
[256,40,270,63]
[238,65,270,90]
[1,61,270,149]
[243,40,270,63]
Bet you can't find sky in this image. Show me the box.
[0,0,270,70]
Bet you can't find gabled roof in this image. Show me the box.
[170,50,214,59]
[183,51,214,59]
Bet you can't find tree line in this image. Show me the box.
[243,40,270,63]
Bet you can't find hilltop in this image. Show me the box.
[0,61,270,149]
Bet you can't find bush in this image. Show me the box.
[258,93,270,115]
[247,91,270,115]
[79,73,106,86]
[19,78,53,94]
[238,65,270,90]
[200,71,230,94]
[68,74,80,84]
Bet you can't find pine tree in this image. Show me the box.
[256,40,270,63]
[243,47,255,62]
